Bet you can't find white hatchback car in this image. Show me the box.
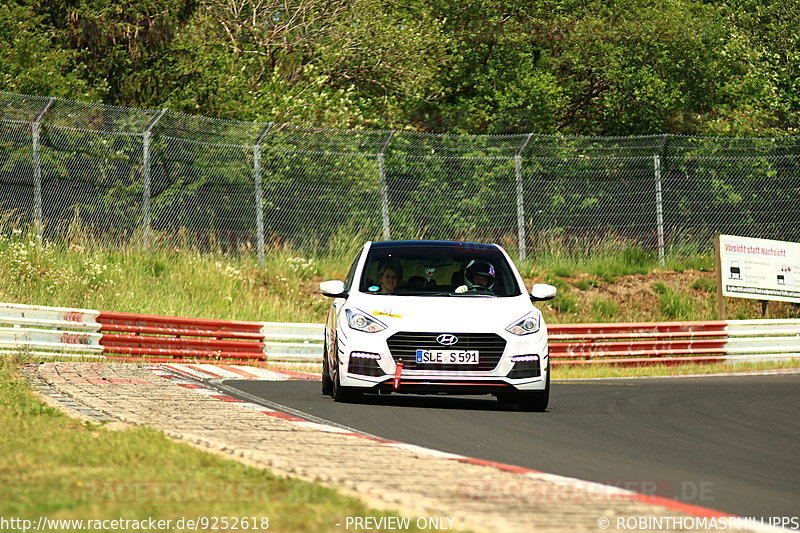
[320,240,557,411]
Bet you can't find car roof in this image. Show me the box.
[370,240,498,250]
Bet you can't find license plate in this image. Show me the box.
[415,349,479,364]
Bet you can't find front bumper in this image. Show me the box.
[337,327,549,394]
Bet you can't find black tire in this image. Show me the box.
[331,345,360,403]
[321,344,333,396]
[516,372,550,412]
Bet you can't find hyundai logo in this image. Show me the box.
[436,334,459,346]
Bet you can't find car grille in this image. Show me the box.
[387,332,506,371]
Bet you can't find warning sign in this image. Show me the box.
[716,234,800,304]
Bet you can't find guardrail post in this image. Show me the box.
[378,132,395,240]
[141,109,167,248]
[253,123,272,266]
[654,154,665,266]
[32,97,55,243]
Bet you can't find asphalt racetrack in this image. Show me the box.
[220,374,800,518]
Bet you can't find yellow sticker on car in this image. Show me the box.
[374,311,402,318]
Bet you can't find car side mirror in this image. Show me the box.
[320,280,348,298]
[530,283,557,301]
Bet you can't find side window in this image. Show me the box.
[343,251,362,291]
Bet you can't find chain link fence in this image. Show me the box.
[2,91,799,262]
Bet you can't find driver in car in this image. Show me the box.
[455,260,496,293]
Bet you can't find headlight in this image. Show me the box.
[346,308,387,333]
[506,311,541,336]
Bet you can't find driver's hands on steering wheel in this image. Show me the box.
[455,284,493,294]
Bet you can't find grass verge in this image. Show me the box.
[266,360,800,380]
[1,228,798,335]
[552,359,800,380]
[0,355,461,533]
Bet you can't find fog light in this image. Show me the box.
[508,355,541,379]
[351,351,381,360]
[511,354,540,362]
[348,352,385,377]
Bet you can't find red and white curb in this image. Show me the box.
[154,363,313,381]
[145,363,790,533]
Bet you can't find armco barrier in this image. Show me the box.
[1,302,798,365]
[548,321,800,365]
[0,302,323,363]
[0,303,103,358]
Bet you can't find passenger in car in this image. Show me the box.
[377,265,400,294]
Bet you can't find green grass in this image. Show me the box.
[649,282,696,320]
[1,228,798,326]
[690,276,717,293]
[589,297,619,322]
[0,230,361,323]
[572,277,603,290]
[520,246,659,280]
[0,355,462,532]
[553,359,800,380]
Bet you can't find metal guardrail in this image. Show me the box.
[1,302,798,365]
[549,320,800,365]
[0,303,103,357]
[0,303,323,363]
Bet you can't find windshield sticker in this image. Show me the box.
[368,285,380,292]
[374,311,402,318]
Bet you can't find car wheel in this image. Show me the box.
[331,346,360,403]
[321,343,333,396]
[516,373,550,412]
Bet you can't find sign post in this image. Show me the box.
[715,235,725,319]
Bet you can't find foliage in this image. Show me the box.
[0,0,796,135]
[0,2,100,99]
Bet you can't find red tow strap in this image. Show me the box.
[393,361,404,391]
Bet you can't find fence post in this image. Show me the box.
[378,131,395,240]
[515,134,534,262]
[253,123,272,266]
[654,154,665,265]
[31,97,55,243]
[141,108,167,248]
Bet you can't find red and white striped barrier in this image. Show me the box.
[0,302,322,363]
[549,320,800,366]
[1,302,798,365]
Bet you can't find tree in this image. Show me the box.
[0,2,99,98]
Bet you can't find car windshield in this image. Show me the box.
[359,244,521,297]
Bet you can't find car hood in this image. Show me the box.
[349,293,537,332]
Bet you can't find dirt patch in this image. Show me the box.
[529,270,800,324]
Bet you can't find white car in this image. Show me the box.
[320,240,557,411]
